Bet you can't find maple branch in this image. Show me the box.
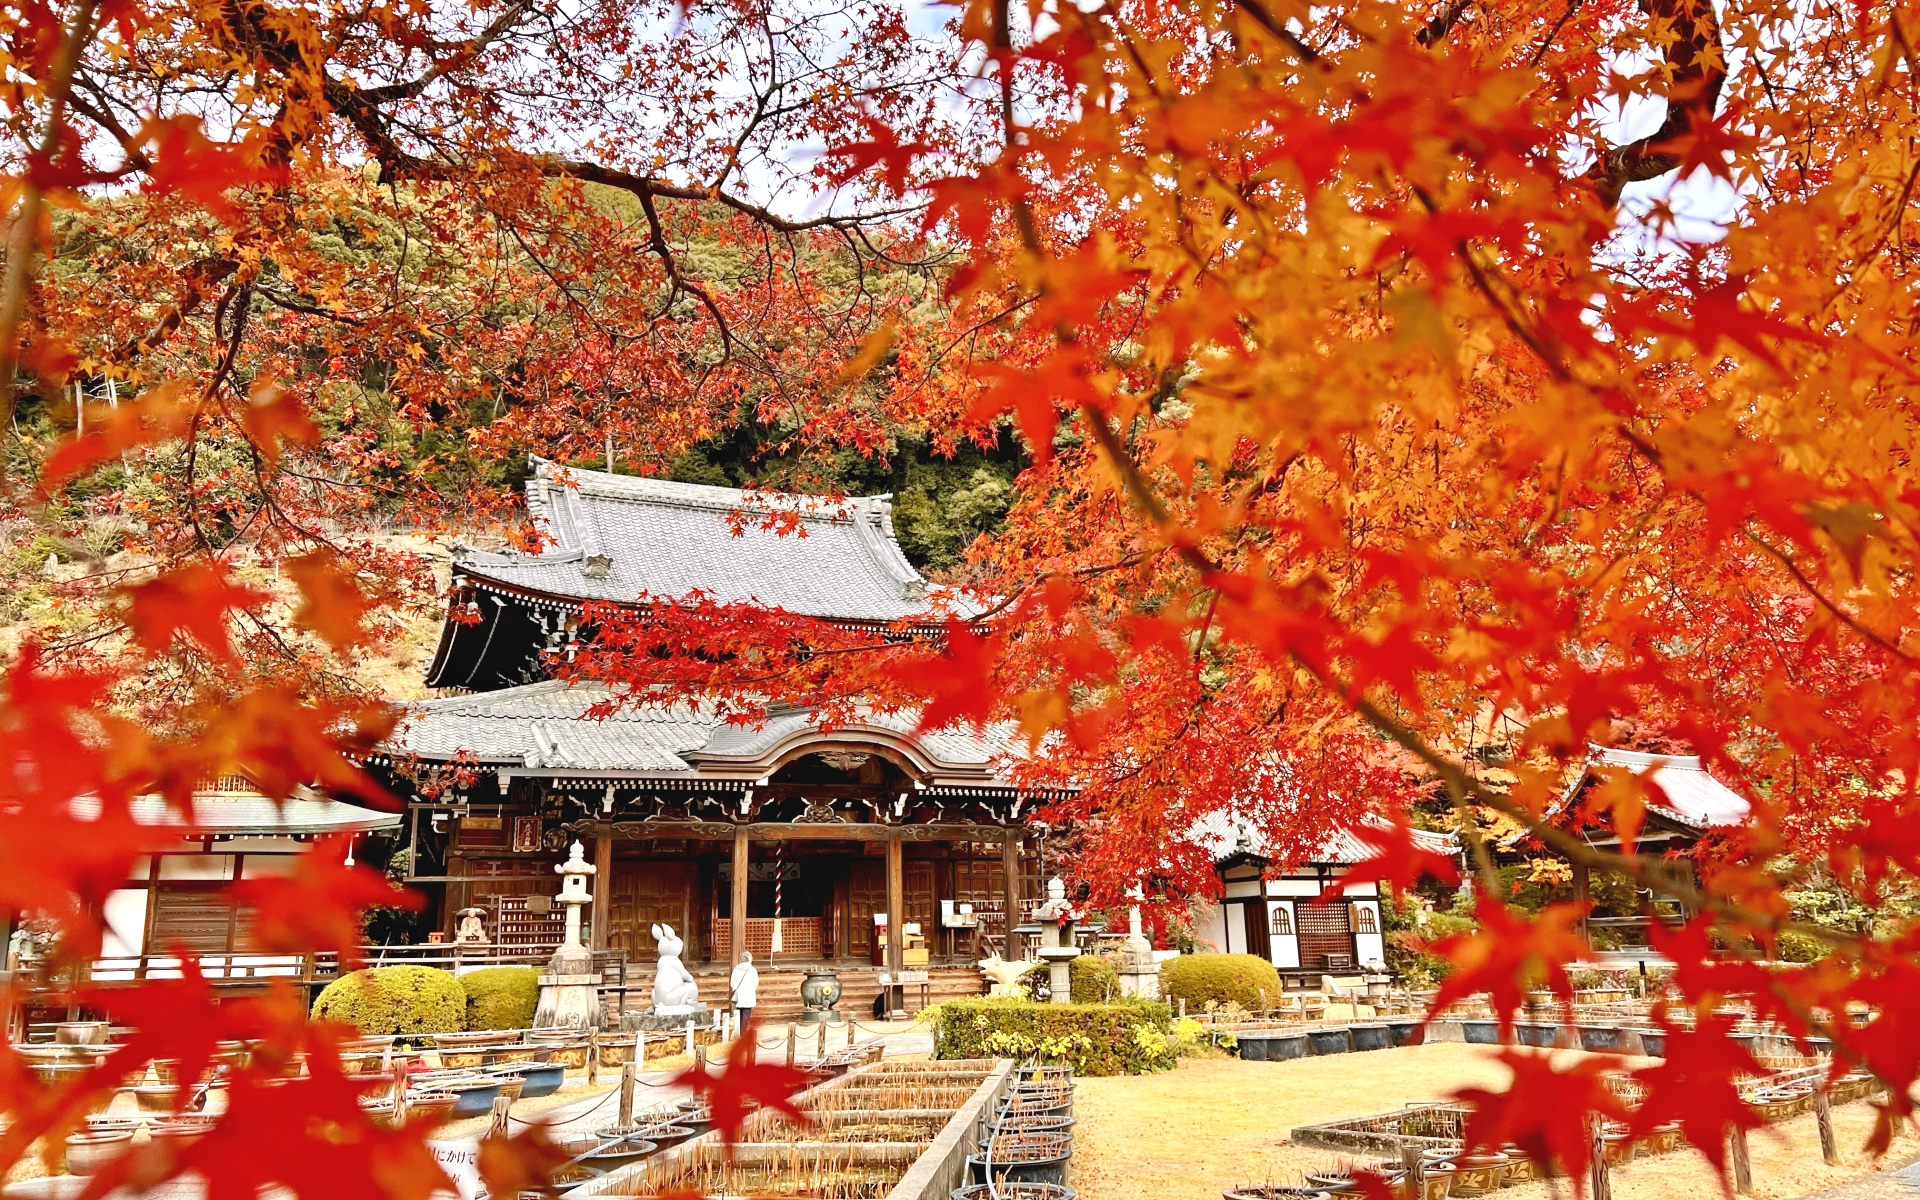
[1414,0,1474,47]
[1230,0,1323,64]
[112,257,241,368]
[1584,0,1726,208]
[0,0,102,453]
[1745,531,1913,662]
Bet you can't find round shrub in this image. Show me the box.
[459,966,541,1030]
[1159,952,1283,1011]
[311,965,465,1035]
[1070,954,1120,1003]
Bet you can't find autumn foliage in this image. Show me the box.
[4,0,1920,1187]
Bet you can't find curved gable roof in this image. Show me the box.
[450,459,965,624]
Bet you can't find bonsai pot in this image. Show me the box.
[675,1100,714,1135]
[492,1075,526,1103]
[542,1042,592,1069]
[1351,1025,1391,1052]
[1268,1033,1309,1060]
[998,1114,1077,1134]
[1635,1029,1666,1057]
[1601,1124,1636,1164]
[593,1035,639,1067]
[446,1079,504,1118]
[1461,1020,1498,1045]
[403,1092,461,1128]
[1414,1160,1457,1199]
[956,1185,1076,1200]
[1516,1024,1555,1049]
[968,1131,1073,1188]
[64,1129,135,1176]
[1500,1147,1536,1185]
[493,1045,540,1065]
[55,1022,112,1046]
[554,1135,656,1179]
[504,1062,565,1098]
[1447,1151,1509,1197]
[635,1122,698,1148]
[1387,1021,1425,1048]
[1238,1034,1270,1062]
[1307,1028,1351,1055]
[1639,1122,1682,1156]
[1576,1026,1623,1053]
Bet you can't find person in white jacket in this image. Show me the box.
[730,951,760,1031]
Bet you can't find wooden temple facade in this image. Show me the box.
[369,460,1046,981]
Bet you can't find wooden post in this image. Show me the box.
[488,1094,512,1139]
[1815,1089,1839,1166]
[732,825,750,968]
[1730,1125,1753,1195]
[1571,860,1591,946]
[1399,1145,1422,1200]
[638,1030,647,1066]
[618,1061,635,1131]
[391,1062,409,1127]
[685,1018,695,1057]
[1588,1115,1612,1200]
[847,1020,856,1047]
[592,822,613,952]
[817,1020,827,1060]
[886,832,905,1016]
[786,1023,798,1068]
[694,1043,707,1070]
[1259,987,1269,1016]
[1002,832,1022,954]
[587,1028,600,1086]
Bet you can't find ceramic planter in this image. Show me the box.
[956,1185,1076,1200]
[1635,1029,1666,1057]
[1576,1026,1623,1053]
[1268,1034,1309,1060]
[1351,1025,1391,1052]
[506,1063,565,1098]
[1307,1028,1352,1055]
[969,1131,1073,1188]
[64,1130,134,1176]
[1500,1148,1536,1185]
[1238,1034,1270,1062]
[1387,1021,1425,1047]
[1448,1152,1509,1197]
[543,1042,591,1069]
[447,1080,504,1118]
[1461,1020,1498,1045]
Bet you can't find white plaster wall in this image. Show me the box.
[1223,880,1263,900]
[158,854,232,880]
[1351,899,1385,968]
[101,888,148,958]
[1267,900,1300,968]
[1196,904,1229,954]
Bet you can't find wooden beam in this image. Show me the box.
[591,823,612,952]
[601,821,1017,843]
[731,826,750,968]
[1571,859,1591,946]
[886,832,904,1014]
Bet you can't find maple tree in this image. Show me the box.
[4,0,1920,1184]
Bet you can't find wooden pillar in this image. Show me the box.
[886,832,905,1013]
[1002,831,1022,955]
[1729,1124,1753,1195]
[1570,859,1591,945]
[1815,1088,1839,1165]
[731,825,750,967]
[591,822,613,953]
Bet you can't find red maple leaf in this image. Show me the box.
[673,1028,812,1147]
[1626,1013,1765,1180]
[138,117,287,223]
[1318,817,1460,900]
[895,620,1002,732]
[1456,1048,1629,1196]
[284,551,374,652]
[1424,899,1592,1035]
[121,561,271,663]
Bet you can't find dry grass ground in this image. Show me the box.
[1069,1045,1920,1200]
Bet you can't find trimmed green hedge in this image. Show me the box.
[459,966,540,1030]
[932,997,1175,1076]
[1159,953,1283,1011]
[311,965,465,1035]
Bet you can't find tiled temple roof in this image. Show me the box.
[449,459,971,624]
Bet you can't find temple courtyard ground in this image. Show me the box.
[1069,1045,1920,1200]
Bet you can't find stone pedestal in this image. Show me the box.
[1117,901,1160,999]
[620,1005,711,1033]
[534,842,601,1030]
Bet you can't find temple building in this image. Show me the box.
[367,460,1045,991]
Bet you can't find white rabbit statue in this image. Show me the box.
[649,923,702,1012]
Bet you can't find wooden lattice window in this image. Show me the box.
[1354,905,1378,934]
[1269,905,1293,936]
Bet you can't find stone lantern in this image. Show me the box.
[1117,886,1160,999]
[533,841,601,1029]
[1032,877,1080,1005]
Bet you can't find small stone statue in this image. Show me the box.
[977,952,1041,998]
[454,907,489,946]
[648,923,702,1013]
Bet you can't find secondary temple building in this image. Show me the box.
[368,460,1044,989]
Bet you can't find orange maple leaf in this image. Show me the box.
[121,561,271,663]
[1425,899,1592,1034]
[284,551,374,652]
